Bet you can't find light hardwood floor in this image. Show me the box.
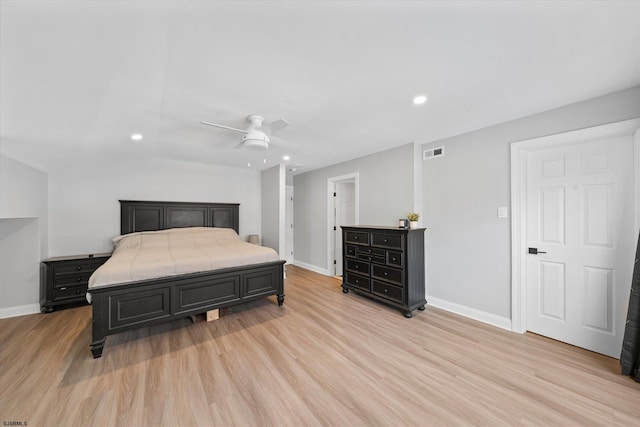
[1,265,639,426]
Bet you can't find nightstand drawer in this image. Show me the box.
[371,265,403,286]
[371,280,403,304]
[54,274,92,288]
[53,260,105,276]
[53,286,87,301]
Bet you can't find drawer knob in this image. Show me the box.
[76,266,82,270]
[392,257,397,261]
[384,289,388,293]
[60,287,67,290]
[355,265,359,269]
[355,279,359,284]
[354,236,359,240]
[77,277,82,281]
[384,272,388,276]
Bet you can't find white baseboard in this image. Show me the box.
[292,259,331,276]
[0,303,40,319]
[426,296,512,331]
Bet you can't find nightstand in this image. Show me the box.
[40,253,111,313]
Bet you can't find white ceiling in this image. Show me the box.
[2,1,640,174]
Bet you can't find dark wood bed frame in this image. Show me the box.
[90,200,285,358]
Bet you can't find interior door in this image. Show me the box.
[525,135,635,357]
[334,182,355,276]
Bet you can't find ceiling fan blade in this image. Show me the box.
[264,119,289,135]
[200,121,247,134]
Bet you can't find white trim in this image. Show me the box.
[427,296,512,331]
[510,118,640,335]
[292,259,331,276]
[278,164,286,259]
[327,172,359,276]
[0,303,40,319]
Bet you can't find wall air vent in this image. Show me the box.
[423,146,445,160]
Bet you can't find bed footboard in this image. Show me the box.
[90,260,285,358]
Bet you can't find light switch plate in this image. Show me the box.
[497,207,508,218]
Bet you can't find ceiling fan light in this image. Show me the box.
[242,131,270,150]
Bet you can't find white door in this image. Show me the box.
[525,135,635,357]
[334,182,355,276]
[285,186,294,264]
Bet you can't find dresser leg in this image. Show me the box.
[90,338,106,358]
[342,287,349,293]
[418,305,426,311]
[404,310,413,318]
[277,294,285,306]
[42,305,54,313]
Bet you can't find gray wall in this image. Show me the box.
[293,143,415,271]
[47,158,262,256]
[0,155,48,314]
[421,85,640,321]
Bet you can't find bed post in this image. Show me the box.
[90,294,106,358]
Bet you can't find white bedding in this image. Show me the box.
[88,227,279,290]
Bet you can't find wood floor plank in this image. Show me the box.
[1,264,639,426]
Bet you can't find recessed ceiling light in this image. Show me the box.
[263,158,267,164]
[413,95,427,105]
[283,155,290,161]
[247,162,251,167]
[131,133,143,141]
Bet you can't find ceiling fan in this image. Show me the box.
[201,114,290,150]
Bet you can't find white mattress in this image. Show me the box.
[88,227,279,290]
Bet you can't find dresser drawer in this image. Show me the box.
[357,253,385,264]
[386,251,403,267]
[346,259,370,275]
[344,272,370,292]
[345,245,357,258]
[371,265,403,286]
[345,231,370,246]
[371,232,403,250]
[371,280,404,304]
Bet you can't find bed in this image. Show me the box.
[88,200,285,358]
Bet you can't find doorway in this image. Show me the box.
[327,173,359,276]
[511,118,640,357]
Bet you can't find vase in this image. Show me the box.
[410,221,418,229]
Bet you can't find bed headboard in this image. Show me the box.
[120,200,239,235]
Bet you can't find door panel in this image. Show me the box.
[526,135,634,357]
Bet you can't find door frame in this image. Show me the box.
[327,173,360,276]
[510,118,640,334]
[285,185,294,264]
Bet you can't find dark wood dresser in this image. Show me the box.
[40,253,111,312]
[341,226,426,317]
